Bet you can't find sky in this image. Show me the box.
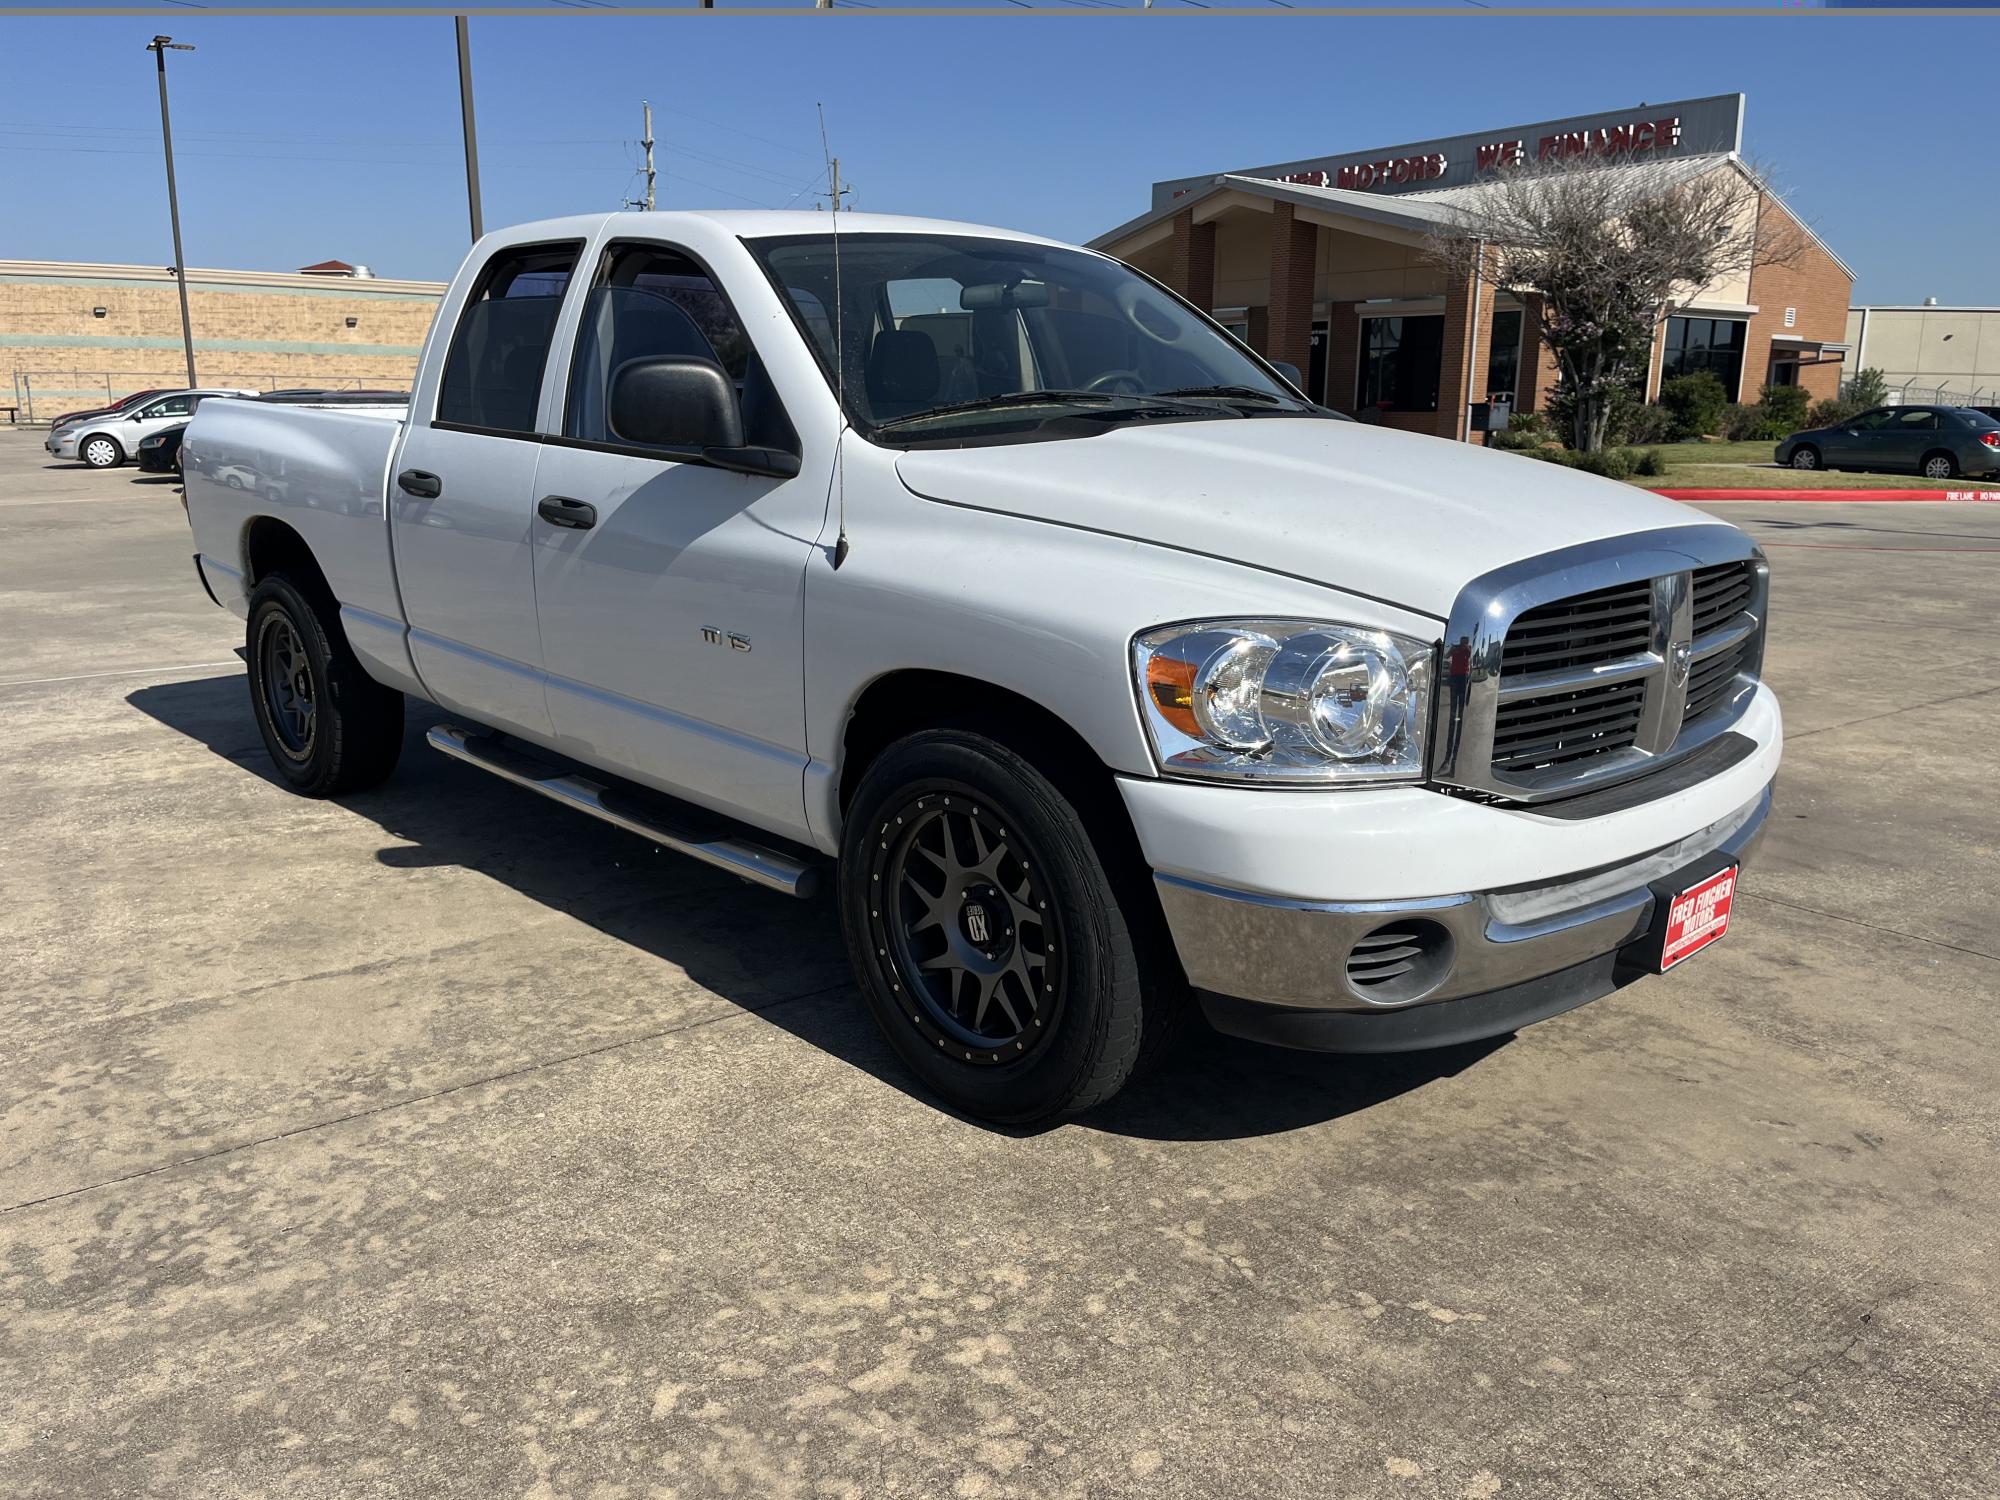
[0,13,1992,304]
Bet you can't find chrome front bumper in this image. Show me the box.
[1155,787,1770,1017]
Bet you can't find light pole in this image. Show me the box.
[146,35,198,389]
[455,18,484,242]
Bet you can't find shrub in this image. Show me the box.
[1846,366,1889,408]
[1632,447,1667,477]
[1620,403,1677,446]
[1719,403,1764,441]
[1807,396,1861,429]
[1755,382,1811,439]
[1659,372,1729,440]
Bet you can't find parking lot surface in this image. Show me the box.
[2,429,1995,1499]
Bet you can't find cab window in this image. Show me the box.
[565,243,792,454]
[436,242,579,434]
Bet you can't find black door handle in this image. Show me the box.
[396,468,442,499]
[537,495,597,530]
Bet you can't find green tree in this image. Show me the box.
[1427,156,1804,452]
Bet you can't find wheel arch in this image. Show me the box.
[242,514,332,598]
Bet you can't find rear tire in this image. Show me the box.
[246,572,404,797]
[1789,444,1819,471]
[81,434,123,469]
[839,730,1158,1124]
[1922,451,1958,480]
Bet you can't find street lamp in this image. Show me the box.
[146,35,198,389]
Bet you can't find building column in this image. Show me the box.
[1516,293,1563,415]
[1266,202,1317,380]
[1436,260,1494,442]
[1164,208,1216,312]
[1324,301,1360,414]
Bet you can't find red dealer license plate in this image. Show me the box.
[1656,864,1739,971]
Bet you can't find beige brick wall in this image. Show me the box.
[2,261,444,416]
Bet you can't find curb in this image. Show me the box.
[1649,488,2000,503]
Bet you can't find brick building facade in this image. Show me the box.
[1091,94,1853,442]
[2,260,445,421]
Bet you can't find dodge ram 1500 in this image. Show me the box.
[184,210,1779,1122]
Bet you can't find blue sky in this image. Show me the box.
[0,14,1989,303]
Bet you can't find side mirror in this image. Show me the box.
[609,355,744,451]
[1271,361,1303,392]
[607,355,801,480]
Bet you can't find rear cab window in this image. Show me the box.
[435,243,580,435]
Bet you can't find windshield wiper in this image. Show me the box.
[873,389,1127,430]
[1153,384,1302,407]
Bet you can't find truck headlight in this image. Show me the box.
[1133,619,1434,785]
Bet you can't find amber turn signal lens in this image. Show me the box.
[1146,654,1200,737]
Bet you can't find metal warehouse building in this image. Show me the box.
[2,259,443,421]
[1845,303,2000,409]
[1091,94,1853,442]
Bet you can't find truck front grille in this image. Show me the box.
[1436,528,1769,804]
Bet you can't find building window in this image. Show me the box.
[1358,315,1443,413]
[1660,316,1747,398]
[1486,308,1523,403]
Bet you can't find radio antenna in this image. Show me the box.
[819,102,851,569]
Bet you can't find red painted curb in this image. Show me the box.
[1649,488,2000,502]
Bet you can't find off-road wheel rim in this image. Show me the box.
[84,438,117,467]
[257,612,316,761]
[865,791,1066,1066]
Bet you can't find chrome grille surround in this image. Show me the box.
[1433,524,1768,804]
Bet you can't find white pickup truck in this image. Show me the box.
[184,209,1780,1122]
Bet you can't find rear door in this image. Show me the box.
[1880,407,1941,471]
[528,238,827,838]
[390,241,583,738]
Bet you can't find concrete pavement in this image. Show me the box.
[1,431,1995,1499]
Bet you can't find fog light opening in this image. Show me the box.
[1344,919,1455,1005]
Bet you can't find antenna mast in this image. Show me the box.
[820,104,850,569]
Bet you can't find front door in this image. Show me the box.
[1824,407,1892,467]
[529,240,828,840]
[389,240,582,738]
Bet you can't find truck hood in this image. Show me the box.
[894,416,1708,620]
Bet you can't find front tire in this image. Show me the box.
[839,730,1152,1124]
[246,572,404,797]
[1789,444,1819,471]
[81,435,123,469]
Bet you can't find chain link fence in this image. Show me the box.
[1845,374,2000,410]
[7,370,414,424]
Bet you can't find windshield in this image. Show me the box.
[747,232,1308,442]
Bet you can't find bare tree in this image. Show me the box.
[1425,155,1805,451]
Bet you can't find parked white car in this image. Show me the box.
[183,210,1780,1122]
[49,387,254,469]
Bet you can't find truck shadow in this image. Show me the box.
[126,674,1506,1143]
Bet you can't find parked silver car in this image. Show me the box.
[47,388,254,469]
[1774,405,2000,480]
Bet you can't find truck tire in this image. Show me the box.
[246,571,404,797]
[839,729,1155,1124]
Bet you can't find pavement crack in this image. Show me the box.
[1741,890,1998,966]
[0,981,849,1219]
[1784,681,2000,742]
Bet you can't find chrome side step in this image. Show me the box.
[426,723,820,899]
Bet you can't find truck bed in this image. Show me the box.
[184,395,422,696]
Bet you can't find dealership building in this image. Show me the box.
[1091,94,1853,441]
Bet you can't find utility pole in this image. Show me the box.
[641,100,656,210]
[146,36,198,389]
[454,17,484,242]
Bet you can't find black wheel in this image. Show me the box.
[81,434,123,469]
[839,730,1158,1123]
[246,572,404,797]
[1789,444,1819,471]
[1921,451,1958,481]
